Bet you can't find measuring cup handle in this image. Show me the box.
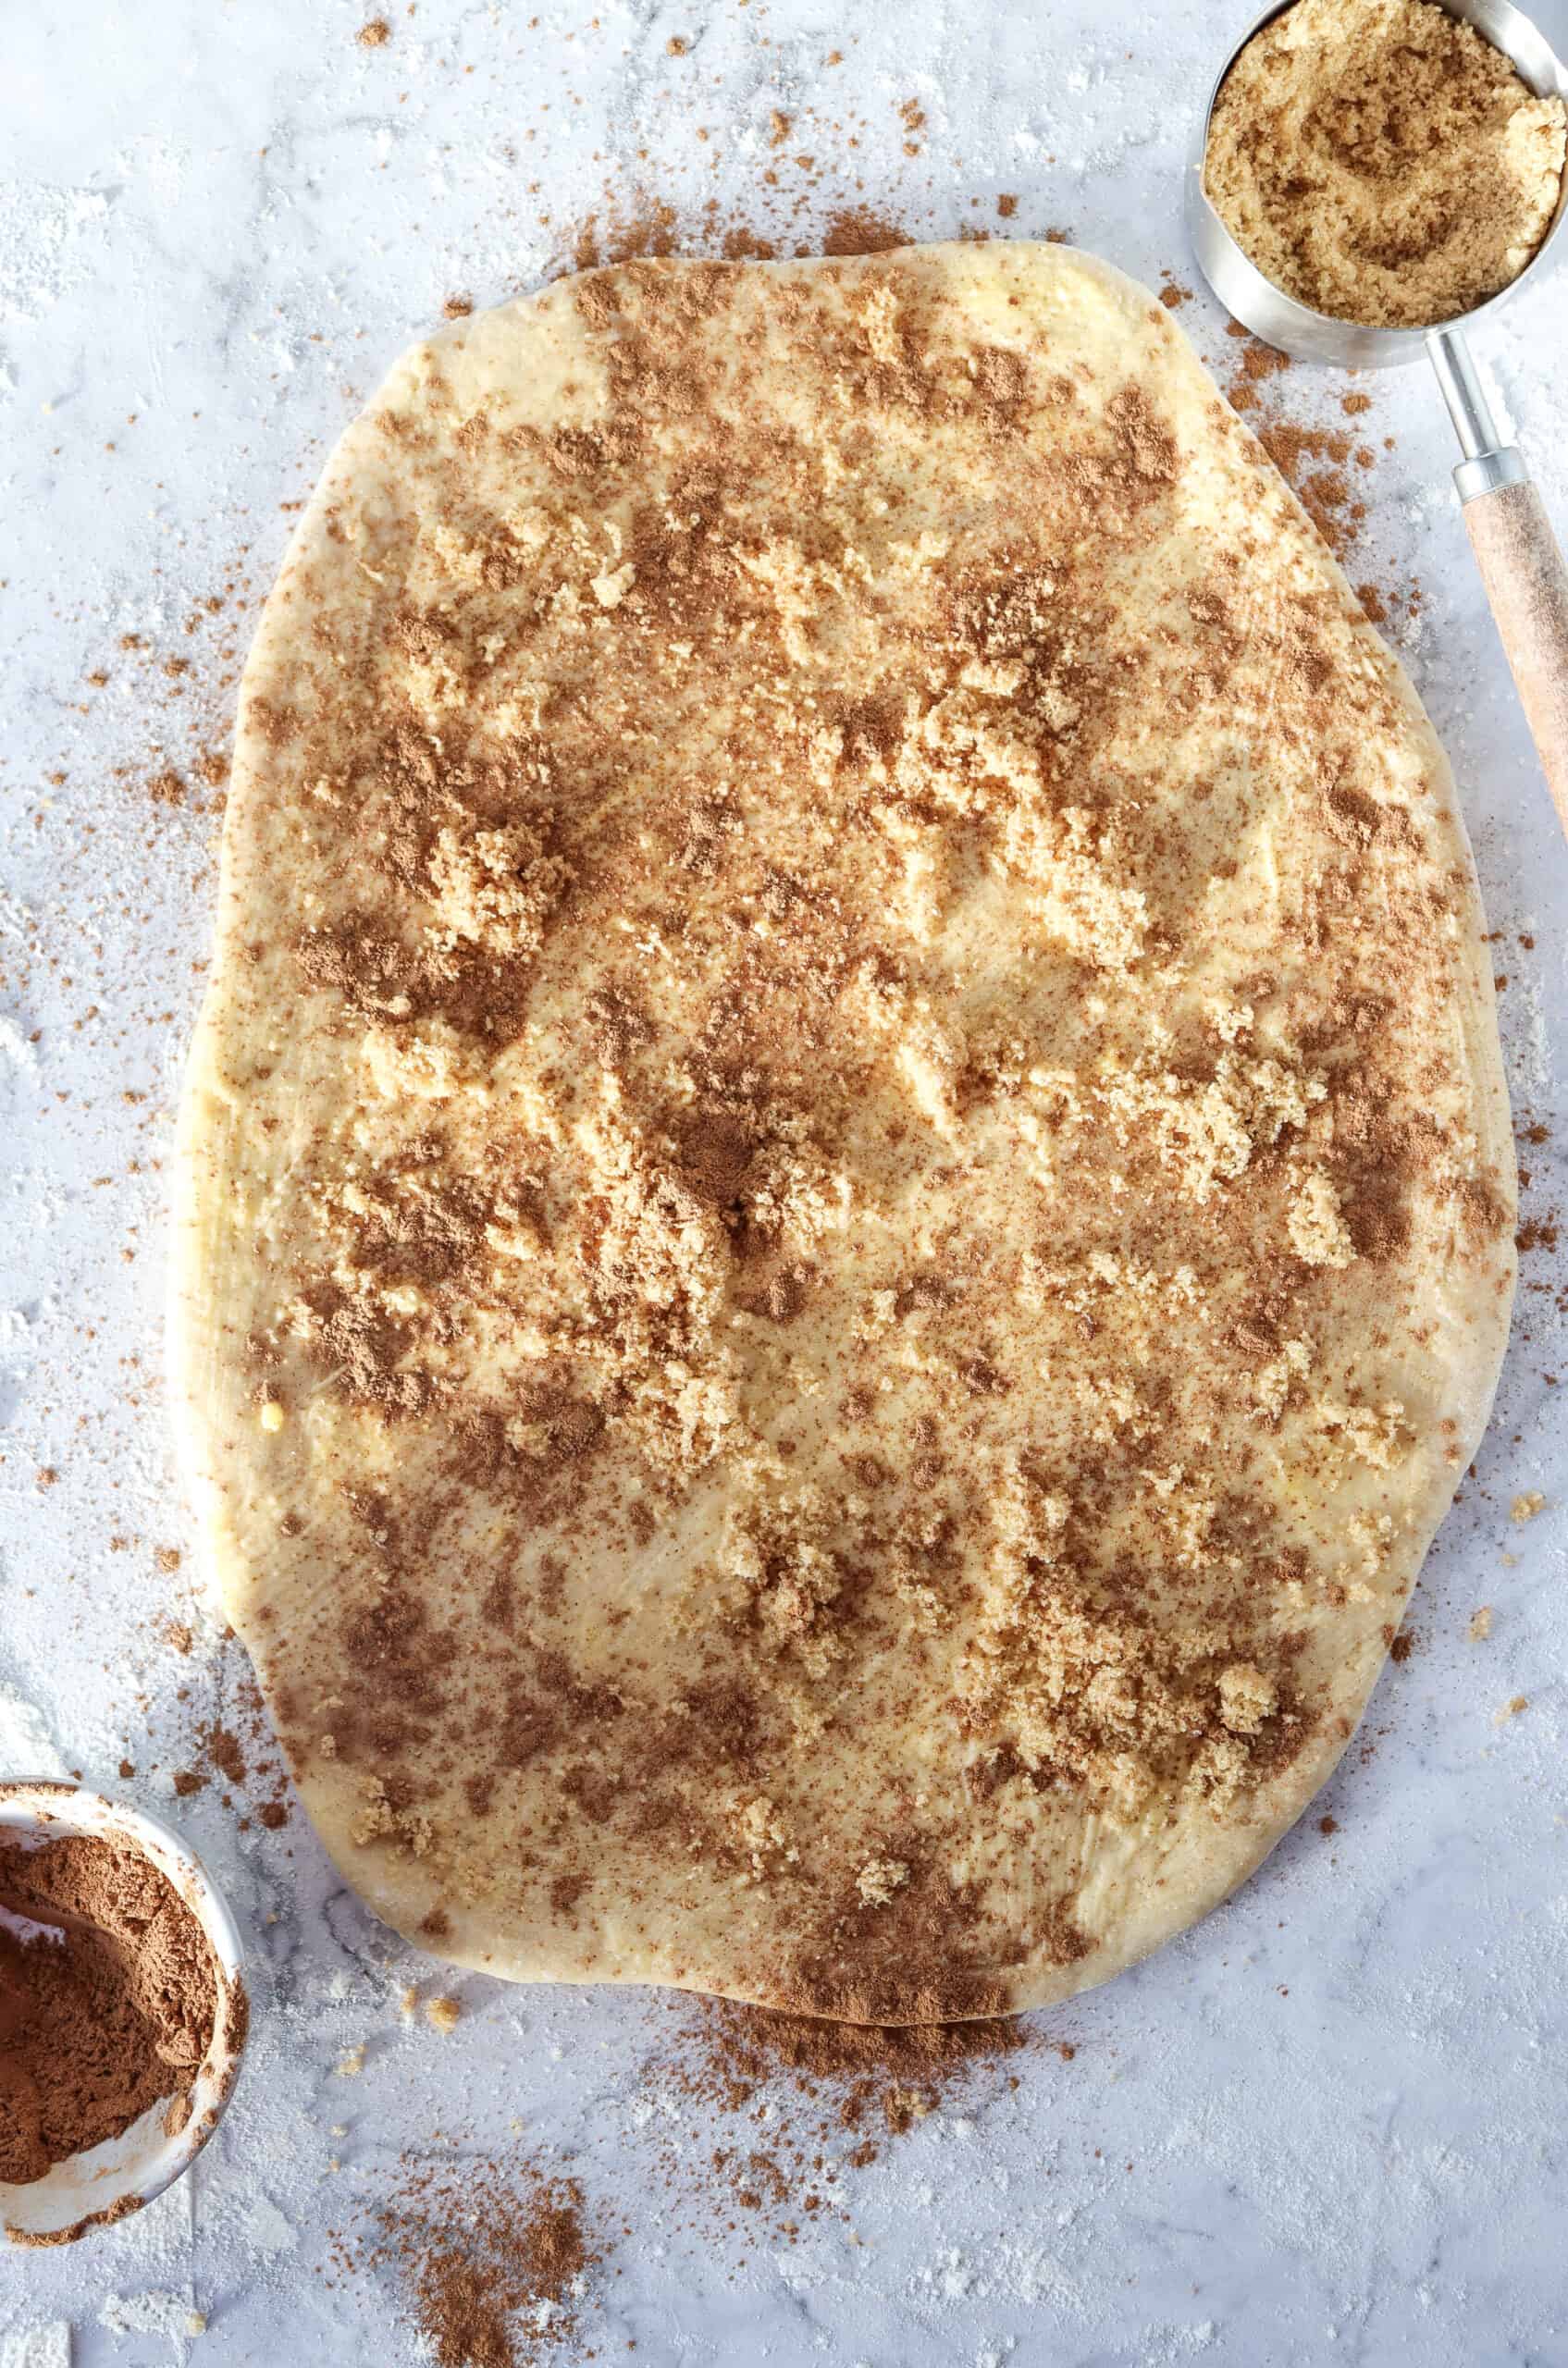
[1426,329,1568,838]
[1461,471,1568,841]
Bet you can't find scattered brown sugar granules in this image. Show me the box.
[0,1825,220,2183]
[344,2156,597,2368]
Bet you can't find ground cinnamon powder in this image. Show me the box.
[347,2157,595,2368]
[640,1996,1050,2239]
[0,1830,218,2184]
[1217,325,1414,609]
[336,2003,1050,2355]
[684,1995,1033,2137]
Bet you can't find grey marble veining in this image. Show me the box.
[2,3,1566,2363]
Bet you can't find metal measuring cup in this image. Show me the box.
[1187,0,1568,834]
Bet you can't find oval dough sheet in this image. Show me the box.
[174,243,1515,2021]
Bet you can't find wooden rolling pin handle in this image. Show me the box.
[1461,472,1568,840]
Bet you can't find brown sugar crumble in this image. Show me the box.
[356,17,390,47]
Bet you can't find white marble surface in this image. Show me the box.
[3,2,1567,2362]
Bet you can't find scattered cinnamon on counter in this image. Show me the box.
[1223,330,1290,411]
[567,191,917,274]
[346,2156,596,2368]
[681,1995,1031,2119]
[0,1826,219,2184]
[202,1723,247,1786]
[821,204,911,256]
[335,2001,1052,2350]
[570,196,679,272]
[1214,329,1412,588]
[1257,422,1364,558]
[636,1995,1043,2238]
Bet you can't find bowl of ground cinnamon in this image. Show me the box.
[0,1781,248,2247]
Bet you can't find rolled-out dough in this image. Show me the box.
[174,243,1514,2020]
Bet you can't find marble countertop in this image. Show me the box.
[3,2,1566,2362]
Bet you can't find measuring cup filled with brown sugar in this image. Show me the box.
[1188,0,1568,833]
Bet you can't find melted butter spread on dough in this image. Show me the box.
[176,244,1514,2019]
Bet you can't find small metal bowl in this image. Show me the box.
[1186,0,1568,373]
[1184,0,1568,831]
[0,1782,248,2247]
